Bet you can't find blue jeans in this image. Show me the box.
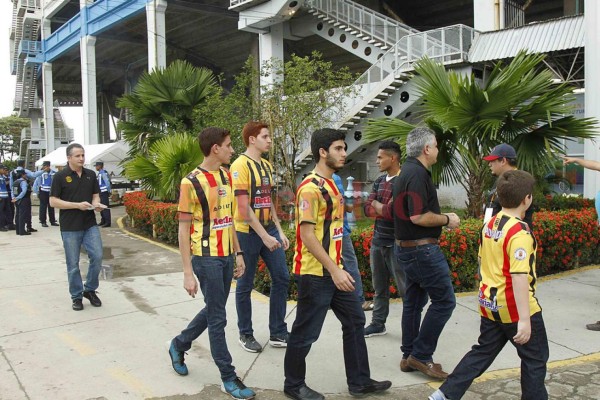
[370,243,405,326]
[284,273,370,391]
[441,312,549,400]
[61,225,103,300]
[396,244,456,361]
[173,255,236,382]
[235,227,289,336]
[342,234,365,303]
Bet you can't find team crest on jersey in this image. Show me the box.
[66,176,72,183]
[262,176,270,186]
[299,200,310,211]
[232,171,239,180]
[514,247,527,261]
[217,188,227,197]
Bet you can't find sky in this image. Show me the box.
[1,1,84,143]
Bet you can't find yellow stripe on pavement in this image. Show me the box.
[55,332,97,356]
[107,367,154,398]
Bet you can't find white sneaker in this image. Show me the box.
[429,389,449,400]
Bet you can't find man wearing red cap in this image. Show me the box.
[483,144,534,228]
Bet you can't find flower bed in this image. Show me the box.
[123,192,600,300]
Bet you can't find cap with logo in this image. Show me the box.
[483,143,517,161]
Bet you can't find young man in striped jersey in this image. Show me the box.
[231,121,290,353]
[430,170,548,400]
[167,127,256,400]
[283,128,391,400]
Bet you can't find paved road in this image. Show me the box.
[1,206,599,400]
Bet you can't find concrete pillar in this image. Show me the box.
[41,19,55,152]
[80,35,99,145]
[146,0,167,72]
[258,23,284,89]
[42,63,55,152]
[473,0,504,32]
[584,2,600,198]
[30,118,41,140]
[98,93,111,143]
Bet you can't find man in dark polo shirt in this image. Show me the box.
[50,143,105,311]
[393,127,460,381]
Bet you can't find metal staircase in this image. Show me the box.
[12,0,42,118]
[19,108,74,168]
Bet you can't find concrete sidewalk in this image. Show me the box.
[1,206,599,400]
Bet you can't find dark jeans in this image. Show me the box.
[441,312,549,400]
[38,190,56,224]
[99,191,111,226]
[370,243,405,326]
[342,235,365,303]
[173,255,236,382]
[0,197,10,228]
[15,198,31,235]
[284,273,371,392]
[235,226,289,336]
[396,243,456,361]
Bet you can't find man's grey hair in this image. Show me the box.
[406,127,436,158]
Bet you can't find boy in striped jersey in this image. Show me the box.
[283,128,391,400]
[167,127,256,400]
[231,121,290,353]
[430,170,548,400]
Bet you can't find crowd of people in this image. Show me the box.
[4,122,596,400]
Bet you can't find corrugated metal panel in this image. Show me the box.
[468,15,584,63]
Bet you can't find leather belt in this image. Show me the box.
[395,238,438,248]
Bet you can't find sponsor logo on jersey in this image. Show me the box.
[213,215,233,230]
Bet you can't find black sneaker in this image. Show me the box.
[364,324,386,338]
[269,332,289,348]
[27,228,37,232]
[239,334,262,353]
[41,223,49,227]
[72,298,84,311]
[83,291,102,307]
[50,222,59,226]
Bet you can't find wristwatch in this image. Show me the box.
[236,251,244,256]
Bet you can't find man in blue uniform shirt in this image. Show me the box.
[33,161,58,227]
[95,161,111,227]
[10,160,43,233]
[12,169,33,235]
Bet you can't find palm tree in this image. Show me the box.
[117,59,216,157]
[124,132,203,202]
[364,51,598,217]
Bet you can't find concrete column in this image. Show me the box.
[258,23,284,88]
[80,35,98,145]
[42,63,55,152]
[146,0,168,72]
[584,2,600,198]
[473,0,503,32]
[41,19,55,152]
[30,118,41,140]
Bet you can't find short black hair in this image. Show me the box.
[17,159,25,167]
[378,140,402,159]
[311,128,346,162]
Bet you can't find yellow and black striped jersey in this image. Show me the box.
[293,171,344,276]
[178,166,234,257]
[478,211,541,323]
[230,154,276,233]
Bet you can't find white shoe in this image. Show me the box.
[429,389,449,400]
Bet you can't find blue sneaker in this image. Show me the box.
[221,377,256,399]
[167,339,188,376]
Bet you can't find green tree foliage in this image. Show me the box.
[364,51,598,217]
[117,60,216,157]
[0,115,30,163]
[197,52,357,191]
[124,133,203,202]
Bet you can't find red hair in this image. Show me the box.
[242,121,269,147]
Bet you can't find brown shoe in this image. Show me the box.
[586,321,600,331]
[400,358,416,372]
[407,355,448,380]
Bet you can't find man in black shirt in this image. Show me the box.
[50,143,104,311]
[393,127,459,381]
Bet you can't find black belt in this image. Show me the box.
[395,238,438,248]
